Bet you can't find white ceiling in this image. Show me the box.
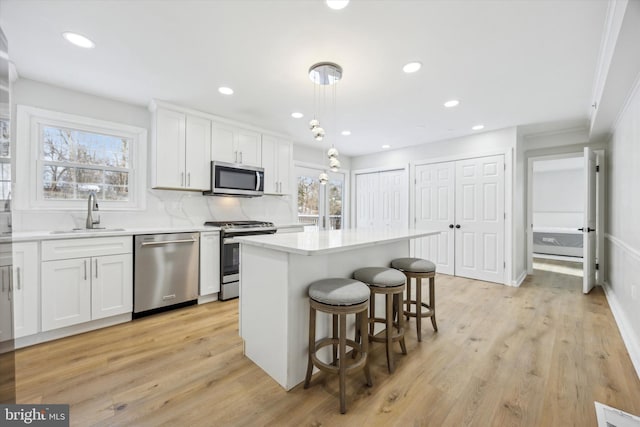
[0,0,608,156]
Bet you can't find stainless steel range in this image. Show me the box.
[204,220,277,300]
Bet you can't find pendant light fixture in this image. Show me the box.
[308,62,343,184]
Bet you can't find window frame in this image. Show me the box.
[16,105,147,211]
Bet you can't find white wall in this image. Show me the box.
[10,78,298,231]
[351,127,516,171]
[532,167,583,229]
[605,76,640,375]
[352,127,520,283]
[292,143,351,171]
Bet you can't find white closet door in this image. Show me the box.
[414,162,455,275]
[379,169,408,230]
[455,155,505,283]
[356,173,379,229]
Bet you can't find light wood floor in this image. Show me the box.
[16,260,640,426]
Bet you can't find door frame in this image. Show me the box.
[294,161,350,229]
[410,148,513,286]
[350,164,409,230]
[526,149,605,287]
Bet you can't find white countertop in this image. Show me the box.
[10,225,221,242]
[7,222,303,242]
[235,228,439,256]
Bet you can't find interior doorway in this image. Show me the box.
[526,149,605,293]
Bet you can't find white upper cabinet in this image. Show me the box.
[212,122,261,167]
[262,135,292,195]
[151,103,212,191]
[185,115,212,190]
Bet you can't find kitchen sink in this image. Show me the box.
[50,228,126,234]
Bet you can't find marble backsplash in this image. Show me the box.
[11,189,297,232]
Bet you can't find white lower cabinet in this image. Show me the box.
[41,237,132,332]
[0,263,11,342]
[91,254,133,320]
[199,231,220,296]
[42,258,92,331]
[12,242,39,338]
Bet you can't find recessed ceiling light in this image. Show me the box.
[218,87,234,95]
[444,99,460,108]
[291,112,304,119]
[402,62,422,73]
[326,0,349,10]
[382,144,391,149]
[341,130,351,136]
[62,32,95,49]
[472,124,485,131]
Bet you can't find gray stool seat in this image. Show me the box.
[391,257,436,273]
[309,278,370,306]
[353,267,406,287]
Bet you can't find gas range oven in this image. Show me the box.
[204,220,277,300]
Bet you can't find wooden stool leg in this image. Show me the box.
[361,308,372,387]
[398,290,407,355]
[353,312,361,359]
[339,313,347,414]
[405,277,411,321]
[304,304,316,388]
[416,276,423,342]
[430,276,438,332]
[332,314,338,365]
[385,293,395,373]
[369,292,375,337]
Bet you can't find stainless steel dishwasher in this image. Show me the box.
[134,232,200,315]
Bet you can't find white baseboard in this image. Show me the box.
[512,270,528,287]
[602,281,640,380]
[14,313,132,349]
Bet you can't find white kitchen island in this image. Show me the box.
[236,228,438,390]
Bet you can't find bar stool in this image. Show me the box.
[304,278,372,414]
[352,267,407,374]
[391,257,437,342]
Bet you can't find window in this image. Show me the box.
[41,125,130,201]
[16,105,147,210]
[0,118,10,201]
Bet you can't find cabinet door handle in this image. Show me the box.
[17,267,20,290]
[181,172,185,186]
[1,268,4,292]
[449,224,454,229]
[455,224,461,229]
[234,151,238,163]
[95,259,98,278]
[84,260,87,280]
[239,151,243,164]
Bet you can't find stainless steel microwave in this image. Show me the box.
[205,161,264,197]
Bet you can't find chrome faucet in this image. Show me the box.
[86,191,100,229]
